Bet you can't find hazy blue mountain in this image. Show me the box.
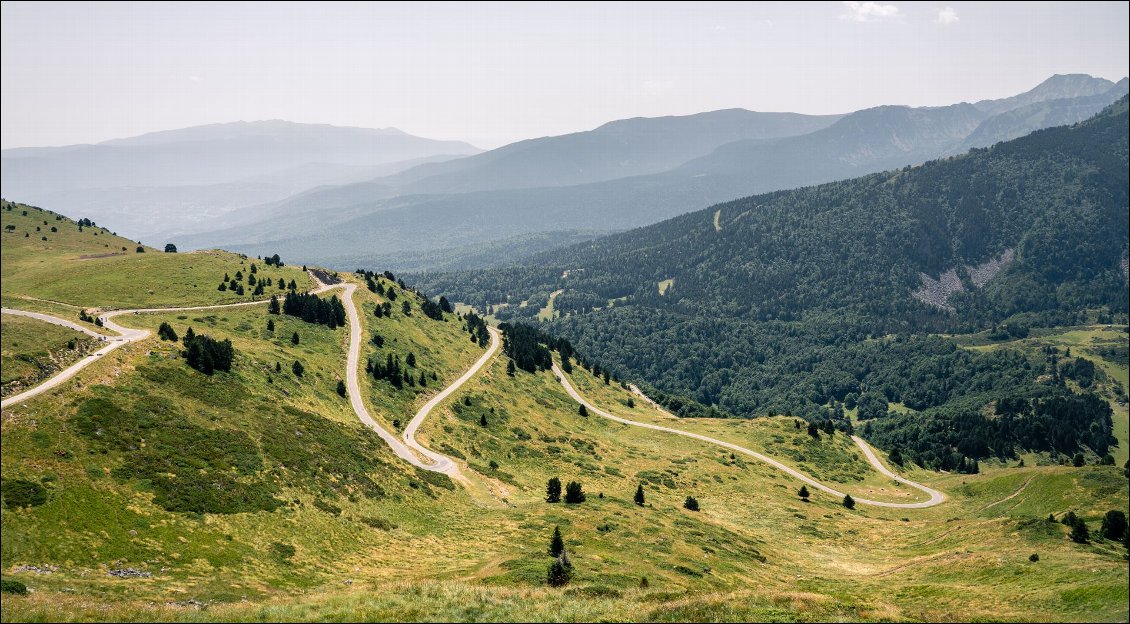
[0,121,479,239]
[971,73,1117,116]
[667,103,986,189]
[377,109,844,193]
[959,78,1129,150]
[190,90,1054,269]
[117,75,1130,270]
[185,104,988,264]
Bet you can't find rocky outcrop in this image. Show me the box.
[912,249,1014,311]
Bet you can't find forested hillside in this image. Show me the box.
[411,99,1130,469]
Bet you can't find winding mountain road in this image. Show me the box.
[2,276,490,478]
[2,281,334,410]
[2,278,944,505]
[401,325,501,477]
[552,363,946,509]
[339,282,499,477]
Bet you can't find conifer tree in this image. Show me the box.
[843,494,855,509]
[549,526,565,557]
[546,477,562,503]
[546,555,572,587]
[564,481,586,504]
[1100,510,1127,541]
[1070,516,1090,543]
[157,322,178,341]
[634,484,645,506]
[798,485,810,501]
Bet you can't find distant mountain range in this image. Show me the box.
[3,75,1125,270]
[0,121,480,239]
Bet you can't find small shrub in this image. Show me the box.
[549,526,565,557]
[1029,553,1039,562]
[1,479,48,509]
[361,517,397,531]
[684,496,700,511]
[0,579,28,595]
[269,541,296,562]
[312,498,342,516]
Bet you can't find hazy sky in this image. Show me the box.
[2,1,1127,149]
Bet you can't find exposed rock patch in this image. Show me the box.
[107,568,151,579]
[913,249,1014,311]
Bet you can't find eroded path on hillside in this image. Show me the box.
[552,363,946,509]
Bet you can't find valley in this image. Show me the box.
[2,199,1127,622]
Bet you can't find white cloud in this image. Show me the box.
[936,6,959,25]
[840,1,901,22]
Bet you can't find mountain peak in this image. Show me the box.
[974,74,1115,115]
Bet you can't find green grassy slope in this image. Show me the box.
[1,203,1127,622]
[1,315,101,397]
[1,200,313,310]
[3,309,1127,622]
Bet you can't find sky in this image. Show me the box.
[1,1,1127,150]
